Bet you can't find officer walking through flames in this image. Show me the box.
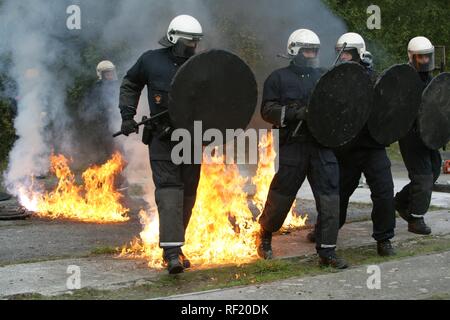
[118,15,203,274]
[256,29,348,269]
[394,36,442,235]
[330,33,396,256]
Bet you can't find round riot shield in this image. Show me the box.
[307,62,373,148]
[369,64,423,145]
[418,72,450,150]
[169,49,258,144]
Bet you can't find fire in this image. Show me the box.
[123,155,259,268]
[184,155,259,265]
[20,152,129,223]
[252,133,308,231]
[122,132,307,268]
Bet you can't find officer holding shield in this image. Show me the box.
[118,15,203,274]
[331,33,396,256]
[394,37,442,235]
[256,29,348,269]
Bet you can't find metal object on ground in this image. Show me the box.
[443,160,450,174]
[0,192,12,202]
[0,202,31,220]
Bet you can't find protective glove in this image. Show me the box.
[285,105,307,122]
[121,119,139,136]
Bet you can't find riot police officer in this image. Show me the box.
[394,36,442,235]
[332,33,396,256]
[78,60,120,166]
[256,29,348,269]
[118,15,204,274]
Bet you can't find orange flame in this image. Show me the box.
[252,133,308,231]
[20,152,129,223]
[122,132,307,268]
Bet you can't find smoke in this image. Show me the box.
[0,0,81,194]
[0,0,346,201]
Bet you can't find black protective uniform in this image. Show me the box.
[335,65,396,242]
[78,79,119,166]
[258,63,340,256]
[119,48,201,249]
[395,72,442,218]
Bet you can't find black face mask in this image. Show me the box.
[293,50,320,68]
[172,39,198,59]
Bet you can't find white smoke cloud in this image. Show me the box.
[0,0,78,194]
[0,0,346,205]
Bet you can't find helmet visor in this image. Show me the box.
[411,52,435,72]
[293,48,320,68]
[170,29,203,42]
[101,70,117,81]
[336,47,360,62]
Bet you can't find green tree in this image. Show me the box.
[324,0,450,71]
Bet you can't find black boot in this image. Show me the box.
[256,229,273,260]
[377,240,396,257]
[319,252,348,269]
[163,248,184,275]
[179,248,191,269]
[408,217,432,235]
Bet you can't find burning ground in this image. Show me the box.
[15,132,307,269]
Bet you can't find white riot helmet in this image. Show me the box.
[287,29,321,68]
[408,36,435,72]
[159,15,203,47]
[96,60,117,80]
[336,32,367,62]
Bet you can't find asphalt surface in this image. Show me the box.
[163,251,450,300]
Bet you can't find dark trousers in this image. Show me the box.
[395,131,442,217]
[259,141,340,256]
[337,148,396,242]
[149,139,201,248]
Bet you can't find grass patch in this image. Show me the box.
[426,293,450,300]
[7,293,45,300]
[11,235,450,300]
[90,246,120,256]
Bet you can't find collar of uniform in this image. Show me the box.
[288,62,317,76]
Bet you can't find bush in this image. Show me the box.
[0,99,15,171]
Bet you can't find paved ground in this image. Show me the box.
[1,210,449,298]
[0,211,142,265]
[163,251,450,300]
[1,175,448,267]
[0,161,449,299]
